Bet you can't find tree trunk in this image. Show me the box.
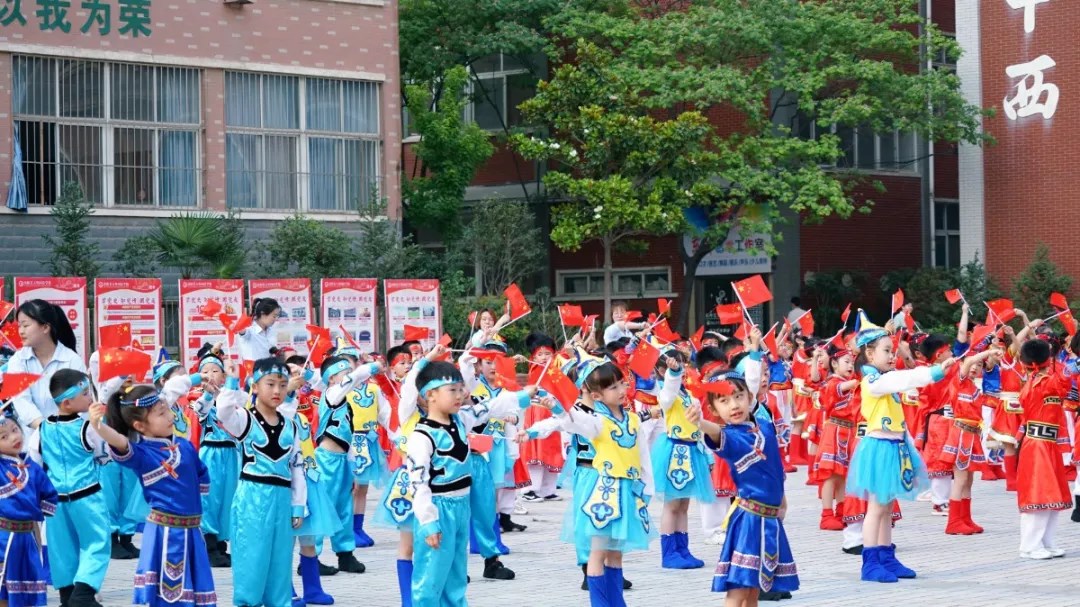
[675,242,711,334]
[603,236,613,323]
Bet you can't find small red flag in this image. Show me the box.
[762,325,778,358]
[689,326,705,351]
[0,373,41,401]
[468,311,479,327]
[537,365,579,409]
[968,324,993,350]
[735,320,751,341]
[200,299,223,318]
[904,313,915,333]
[628,339,662,378]
[439,334,453,347]
[493,354,522,390]
[657,299,672,317]
[944,289,964,305]
[985,299,1016,324]
[891,289,905,315]
[829,330,846,350]
[1058,310,1078,336]
[239,360,255,386]
[732,275,772,309]
[582,315,599,330]
[715,303,745,326]
[624,310,644,322]
[403,325,429,343]
[338,325,363,352]
[797,311,814,336]
[558,304,586,327]
[1050,292,1070,311]
[98,323,132,351]
[503,283,532,321]
[307,338,333,367]
[218,313,252,347]
[0,300,13,322]
[468,348,504,361]
[1,322,23,349]
[98,348,152,383]
[840,303,852,326]
[653,319,680,343]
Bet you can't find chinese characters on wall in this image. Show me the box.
[1003,0,1058,121]
[0,0,152,37]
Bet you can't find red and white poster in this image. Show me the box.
[178,279,245,365]
[249,278,314,356]
[384,279,441,349]
[94,278,163,354]
[14,277,89,360]
[321,278,379,353]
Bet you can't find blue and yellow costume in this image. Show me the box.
[651,366,715,502]
[466,375,513,557]
[0,450,56,607]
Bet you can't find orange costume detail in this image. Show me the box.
[1017,368,1074,513]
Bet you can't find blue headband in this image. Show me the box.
[153,361,182,383]
[120,390,160,408]
[855,328,889,349]
[252,365,289,384]
[419,377,461,398]
[53,378,90,405]
[199,356,224,373]
[321,360,353,385]
[337,347,361,360]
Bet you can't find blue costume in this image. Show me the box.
[704,419,799,595]
[39,413,111,592]
[0,453,56,607]
[196,399,240,542]
[651,367,715,503]
[467,376,513,557]
[109,430,216,606]
[217,379,305,607]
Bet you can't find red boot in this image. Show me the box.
[835,501,845,520]
[789,435,810,465]
[1066,466,1077,482]
[962,498,984,534]
[945,500,972,535]
[1004,454,1018,492]
[981,465,1002,481]
[820,509,844,531]
[781,448,797,473]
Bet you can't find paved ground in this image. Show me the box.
[91,467,1080,606]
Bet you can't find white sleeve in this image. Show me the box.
[555,407,602,440]
[504,420,519,459]
[458,353,479,395]
[376,389,392,431]
[744,355,763,403]
[406,430,438,535]
[526,415,565,440]
[161,374,195,407]
[290,428,308,514]
[459,390,528,428]
[6,356,43,428]
[867,366,939,397]
[97,376,126,407]
[215,388,252,438]
[190,391,215,417]
[25,427,42,465]
[658,369,683,411]
[323,364,377,407]
[278,396,299,420]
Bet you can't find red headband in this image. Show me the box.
[700,361,727,378]
[531,347,555,359]
[390,353,411,367]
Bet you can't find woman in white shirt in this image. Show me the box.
[6,299,87,430]
[469,309,511,348]
[236,297,282,362]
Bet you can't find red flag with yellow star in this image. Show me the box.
[731,275,772,309]
[98,348,152,383]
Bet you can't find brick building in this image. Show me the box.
[0,0,401,293]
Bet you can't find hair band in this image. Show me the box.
[252,365,289,384]
[53,378,90,405]
[419,377,461,397]
[321,359,353,385]
[199,357,224,373]
[120,390,160,408]
[153,361,182,383]
[389,353,411,367]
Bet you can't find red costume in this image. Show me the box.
[936,374,988,473]
[920,364,959,479]
[989,356,1025,445]
[1017,368,1073,513]
[812,374,857,483]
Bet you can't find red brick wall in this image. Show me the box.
[402,140,536,188]
[933,0,956,33]
[980,1,1080,283]
[935,142,959,199]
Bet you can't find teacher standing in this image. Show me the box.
[6,299,87,431]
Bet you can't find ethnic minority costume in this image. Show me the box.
[466,376,516,558]
[91,369,149,548]
[934,371,989,535]
[216,378,306,607]
[650,367,715,503]
[811,374,857,483]
[0,453,56,607]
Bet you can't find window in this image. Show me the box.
[934,199,960,268]
[933,34,958,72]
[793,112,919,172]
[557,268,672,299]
[466,53,541,131]
[12,56,201,206]
[225,72,381,211]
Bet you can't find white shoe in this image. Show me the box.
[513,502,529,515]
[916,490,933,502]
[1019,548,1053,560]
[704,530,726,546]
[1045,547,1066,558]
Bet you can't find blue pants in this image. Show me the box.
[46,490,111,589]
[231,480,294,607]
[413,495,470,607]
[316,449,355,553]
[199,446,239,539]
[468,453,499,558]
[100,462,144,535]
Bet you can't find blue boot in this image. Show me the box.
[661,534,692,569]
[587,574,610,607]
[396,559,413,607]
[301,554,334,605]
[860,547,898,583]
[675,532,704,568]
[879,544,916,579]
[352,514,374,548]
[493,519,510,555]
[604,566,627,607]
[292,583,307,607]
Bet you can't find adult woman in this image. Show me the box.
[469,309,510,348]
[7,299,86,430]
[236,297,281,362]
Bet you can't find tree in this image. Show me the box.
[544,0,989,331]
[463,199,546,295]
[1014,244,1071,320]
[263,215,354,282]
[146,212,247,279]
[512,42,719,318]
[43,181,101,282]
[112,236,160,278]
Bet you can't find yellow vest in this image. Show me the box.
[347,382,380,433]
[591,406,643,480]
[664,393,701,441]
[860,376,906,433]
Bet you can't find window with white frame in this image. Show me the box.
[793,112,919,173]
[12,56,201,207]
[558,268,672,299]
[224,72,381,211]
[467,53,541,131]
[934,199,960,269]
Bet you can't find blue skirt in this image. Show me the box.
[351,431,390,488]
[650,435,716,502]
[374,467,414,530]
[0,528,47,607]
[712,503,798,594]
[198,446,239,539]
[846,434,929,504]
[133,519,217,607]
[563,468,655,554]
[296,473,341,538]
[560,465,595,565]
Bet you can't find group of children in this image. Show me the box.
[1,292,1078,607]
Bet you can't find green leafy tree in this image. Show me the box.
[112,236,160,278]
[1013,244,1072,320]
[804,270,868,335]
[463,199,546,295]
[544,0,989,331]
[43,181,102,283]
[146,212,247,279]
[263,215,354,283]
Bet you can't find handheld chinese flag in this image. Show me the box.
[307,324,333,343]
[840,303,852,326]
[628,339,661,378]
[467,311,479,328]
[624,310,644,322]
[985,299,1016,324]
[582,315,599,330]
[682,367,705,401]
[493,354,522,391]
[734,319,751,341]
[338,325,363,352]
[968,324,993,351]
[762,324,779,358]
[715,303,745,326]
[538,365,579,409]
[558,304,586,328]
[307,338,333,367]
[468,348,504,361]
[98,323,132,350]
[239,360,255,387]
[689,325,705,351]
[891,289,905,315]
[829,330,846,350]
[653,319,680,343]
[439,334,453,347]
[403,325,429,343]
[657,298,672,317]
[944,289,964,305]
[797,311,814,336]
[1050,292,1070,311]
[904,313,916,333]
[732,275,772,309]
[218,313,252,347]
[200,299,223,318]
[1058,309,1077,336]
[503,283,532,321]
[1,322,23,349]
[0,373,41,401]
[97,348,152,383]
[0,299,13,323]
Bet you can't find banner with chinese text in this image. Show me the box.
[321,278,378,353]
[14,277,89,360]
[249,279,313,356]
[94,278,162,359]
[384,279,441,349]
[178,279,244,365]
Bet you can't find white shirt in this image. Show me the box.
[603,323,634,346]
[5,342,87,430]
[786,306,807,325]
[237,323,275,362]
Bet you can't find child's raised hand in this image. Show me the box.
[286,367,305,394]
[88,403,107,430]
[514,429,529,443]
[523,385,539,399]
[225,360,239,379]
[427,344,448,361]
[665,356,682,372]
[513,354,528,364]
[940,357,959,371]
[426,532,442,550]
[686,402,703,426]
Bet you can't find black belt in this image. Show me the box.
[240,472,291,488]
[1025,422,1059,442]
[430,476,472,494]
[201,440,235,448]
[57,483,101,503]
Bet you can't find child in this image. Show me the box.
[39,369,111,607]
[0,405,57,607]
[90,384,216,607]
[651,349,713,569]
[519,333,565,503]
[846,312,954,583]
[407,360,536,606]
[215,357,306,607]
[691,367,799,607]
[811,345,859,531]
[915,334,959,516]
